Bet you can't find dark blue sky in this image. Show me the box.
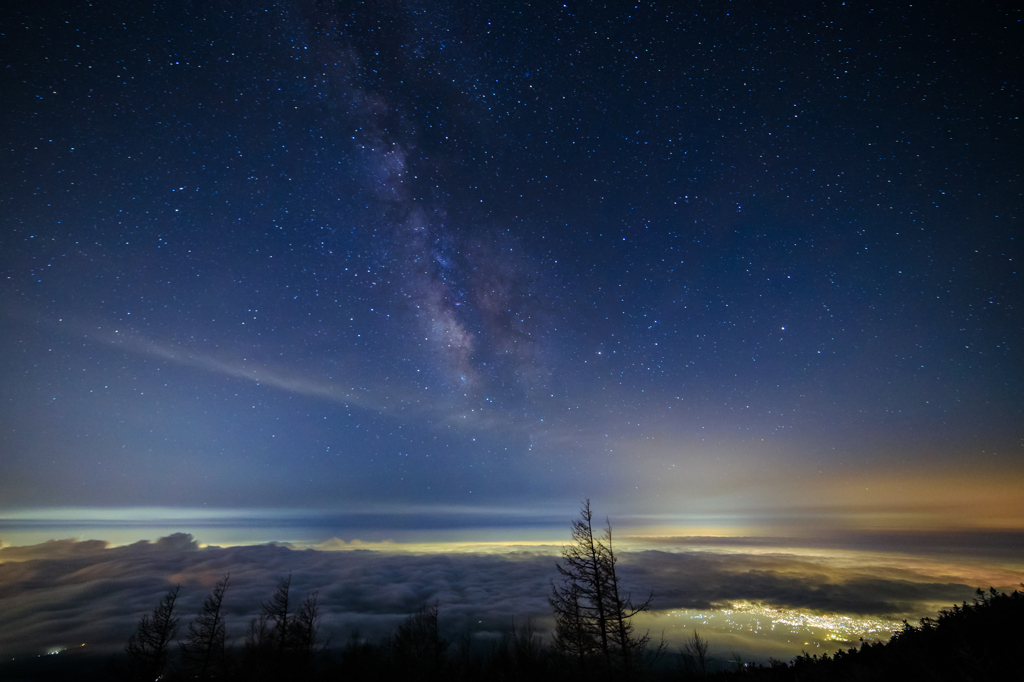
[1,1,1020,531]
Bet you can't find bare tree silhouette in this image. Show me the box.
[243,573,327,681]
[389,601,449,682]
[682,629,710,678]
[290,589,327,677]
[550,500,656,681]
[125,585,180,681]
[180,575,229,681]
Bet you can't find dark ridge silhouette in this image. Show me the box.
[715,586,1024,682]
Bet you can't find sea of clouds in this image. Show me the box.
[2,532,1007,659]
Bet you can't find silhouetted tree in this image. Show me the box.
[550,500,655,681]
[601,523,656,678]
[552,580,594,675]
[389,601,449,681]
[340,630,384,679]
[448,631,480,682]
[290,589,327,677]
[243,612,274,679]
[125,585,180,681]
[244,575,294,680]
[243,574,327,681]
[510,617,544,675]
[263,573,293,655]
[551,500,612,677]
[180,575,229,680]
[474,617,554,682]
[681,630,709,678]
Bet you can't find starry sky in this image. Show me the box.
[1,0,1020,539]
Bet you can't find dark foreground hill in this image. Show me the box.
[722,587,1024,682]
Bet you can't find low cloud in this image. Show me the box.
[0,534,994,657]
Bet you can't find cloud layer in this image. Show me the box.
[0,534,996,658]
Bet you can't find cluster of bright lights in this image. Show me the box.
[724,601,902,642]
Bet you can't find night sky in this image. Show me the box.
[2,1,1021,536]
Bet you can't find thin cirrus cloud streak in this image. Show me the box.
[81,324,529,434]
[32,306,557,442]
